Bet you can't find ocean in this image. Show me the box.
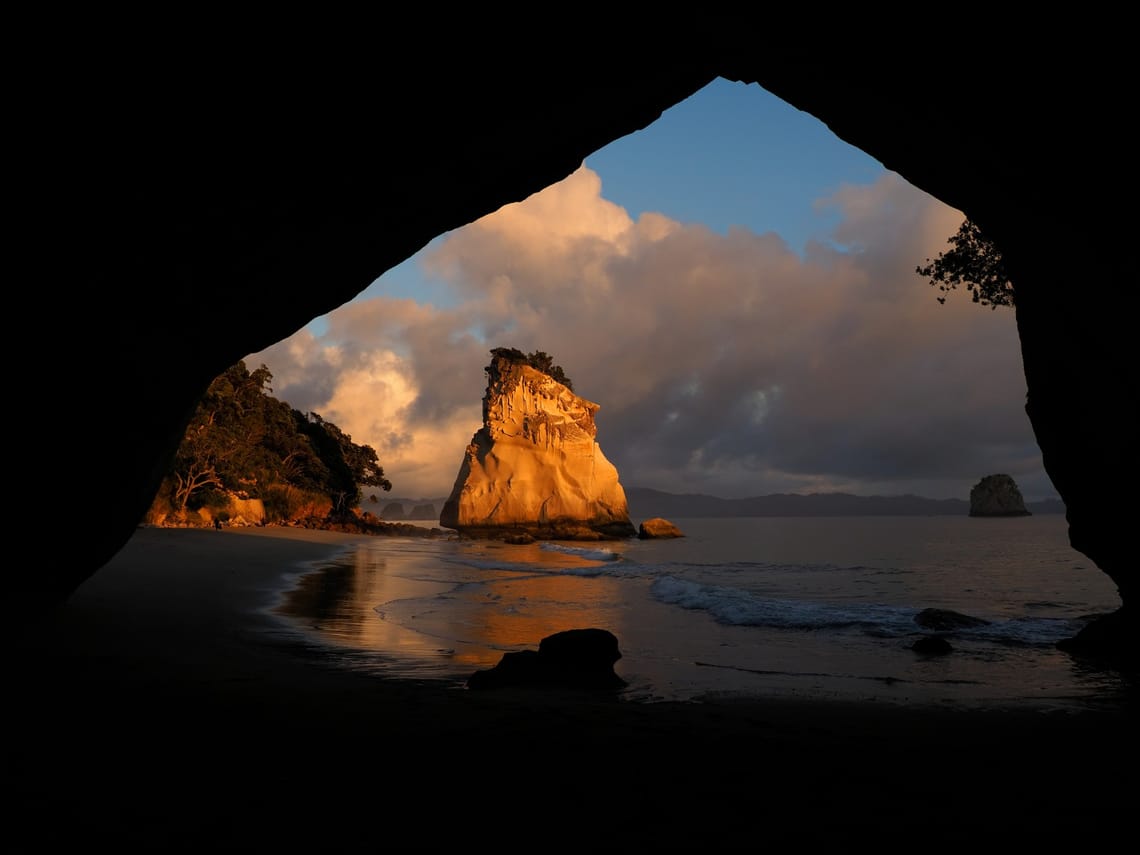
[267,513,1131,710]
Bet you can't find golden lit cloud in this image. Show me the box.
[249,165,1048,501]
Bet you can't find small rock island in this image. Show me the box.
[440,348,637,541]
[969,473,1031,517]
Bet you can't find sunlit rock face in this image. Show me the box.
[440,355,636,540]
[638,518,684,539]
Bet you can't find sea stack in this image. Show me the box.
[440,349,637,540]
[969,473,1031,517]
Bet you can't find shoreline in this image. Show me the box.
[9,525,1136,846]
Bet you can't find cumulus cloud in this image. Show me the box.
[247,165,1052,501]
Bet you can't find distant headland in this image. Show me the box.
[622,487,1063,519]
[370,487,1063,523]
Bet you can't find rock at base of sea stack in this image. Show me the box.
[440,351,637,541]
[638,518,684,539]
[969,473,1031,517]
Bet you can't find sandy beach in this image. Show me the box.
[7,526,1135,849]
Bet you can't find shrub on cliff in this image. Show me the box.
[488,347,574,391]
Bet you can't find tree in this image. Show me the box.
[296,413,392,514]
[525,350,573,390]
[159,360,391,522]
[168,362,271,512]
[488,347,574,391]
[168,426,228,513]
[916,218,1014,309]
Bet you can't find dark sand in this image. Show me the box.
[7,526,1135,849]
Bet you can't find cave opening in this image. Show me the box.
[242,78,1055,511]
[206,79,1122,704]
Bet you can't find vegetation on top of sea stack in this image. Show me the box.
[149,360,392,526]
[488,347,573,391]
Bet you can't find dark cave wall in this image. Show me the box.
[736,57,1132,607]
[21,39,1132,619]
[30,55,720,608]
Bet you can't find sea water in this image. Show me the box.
[268,514,1132,710]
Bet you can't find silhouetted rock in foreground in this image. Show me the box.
[467,628,627,691]
[969,474,1031,517]
[914,608,990,631]
[1057,607,1138,667]
[911,636,954,655]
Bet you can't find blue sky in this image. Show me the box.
[583,78,884,245]
[249,78,1054,503]
[343,78,885,313]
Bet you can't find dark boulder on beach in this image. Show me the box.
[1056,609,1139,666]
[467,628,627,692]
[914,608,990,631]
[911,636,954,655]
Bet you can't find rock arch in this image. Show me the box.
[17,33,1131,653]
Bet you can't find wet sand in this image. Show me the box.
[7,526,1135,848]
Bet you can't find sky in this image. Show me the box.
[245,77,1055,503]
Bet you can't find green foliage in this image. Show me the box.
[916,218,1015,310]
[295,413,392,512]
[260,483,324,522]
[488,347,574,391]
[189,488,231,512]
[161,360,392,522]
[260,484,305,521]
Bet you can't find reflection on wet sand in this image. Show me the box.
[273,537,630,677]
